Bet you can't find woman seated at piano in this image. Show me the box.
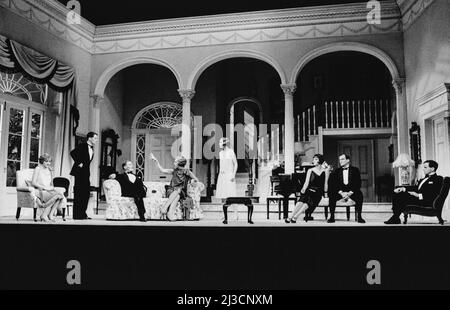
[286,154,330,223]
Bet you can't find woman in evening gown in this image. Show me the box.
[286,154,329,223]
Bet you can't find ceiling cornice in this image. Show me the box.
[0,0,408,55]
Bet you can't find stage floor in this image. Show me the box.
[0,214,447,226]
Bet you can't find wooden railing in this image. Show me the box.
[295,99,392,142]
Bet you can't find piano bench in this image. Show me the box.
[223,197,255,224]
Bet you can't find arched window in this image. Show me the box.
[0,72,47,104]
[133,102,184,130]
[0,72,46,188]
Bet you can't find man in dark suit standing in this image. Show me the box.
[112,160,147,222]
[385,160,443,224]
[328,154,366,223]
[70,132,98,220]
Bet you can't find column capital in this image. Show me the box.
[178,89,196,101]
[392,78,406,94]
[90,94,104,108]
[281,84,297,96]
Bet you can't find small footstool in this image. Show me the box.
[223,197,254,224]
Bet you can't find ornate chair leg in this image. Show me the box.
[346,206,350,221]
[266,200,270,220]
[437,215,444,225]
[33,208,37,222]
[403,213,408,224]
[16,207,21,220]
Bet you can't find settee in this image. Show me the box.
[103,179,205,221]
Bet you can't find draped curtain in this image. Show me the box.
[0,34,77,177]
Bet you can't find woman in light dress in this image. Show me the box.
[215,138,238,200]
[31,154,66,222]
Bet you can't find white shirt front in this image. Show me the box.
[343,169,349,185]
[127,173,136,184]
[88,144,94,160]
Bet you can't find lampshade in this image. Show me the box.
[392,153,415,168]
[294,142,305,155]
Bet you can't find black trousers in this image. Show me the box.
[132,197,146,219]
[73,179,90,219]
[329,190,363,218]
[391,192,425,218]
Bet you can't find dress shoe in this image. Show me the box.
[357,218,366,224]
[223,220,228,225]
[139,218,147,222]
[248,220,254,225]
[284,218,291,224]
[384,217,401,225]
[327,217,335,223]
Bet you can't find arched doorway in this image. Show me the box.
[294,50,396,202]
[131,102,194,182]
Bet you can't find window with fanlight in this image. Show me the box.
[0,72,46,188]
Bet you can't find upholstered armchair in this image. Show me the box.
[16,169,40,221]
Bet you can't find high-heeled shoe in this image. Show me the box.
[290,218,297,224]
[40,216,51,223]
[284,218,291,224]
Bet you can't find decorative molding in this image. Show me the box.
[392,78,406,94]
[281,84,297,96]
[418,83,450,120]
[0,0,95,52]
[397,0,436,30]
[90,94,104,108]
[1,0,403,55]
[178,89,196,101]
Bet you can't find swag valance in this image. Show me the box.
[0,34,77,176]
[0,34,76,92]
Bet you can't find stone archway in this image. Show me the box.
[187,49,287,90]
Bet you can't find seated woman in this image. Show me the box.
[31,154,67,223]
[150,154,198,221]
[286,154,329,224]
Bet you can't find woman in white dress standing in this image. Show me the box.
[215,138,238,200]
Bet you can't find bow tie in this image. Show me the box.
[343,168,349,171]
[126,172,134,175]
[88,145,94,149]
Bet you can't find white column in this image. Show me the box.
[89,94,103,188]
[392,78,409,154]
[178,89,195,162]
[281,84,297,174]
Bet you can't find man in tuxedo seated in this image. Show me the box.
[328,154,366,224]
[385,160,443,225]
[111,161,147,222]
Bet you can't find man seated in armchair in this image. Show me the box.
[385,160,443,225]
[110,160,147,222]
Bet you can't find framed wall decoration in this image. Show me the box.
[409,122,422,168]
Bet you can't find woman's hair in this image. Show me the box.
[176,156,187,168]
[38,153,52,164]
[313,154,325,165]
